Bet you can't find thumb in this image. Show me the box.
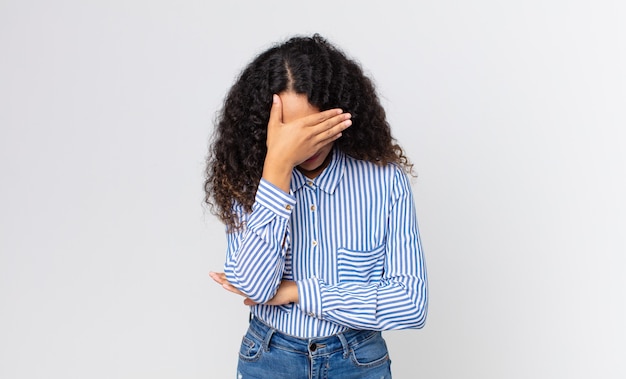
[268,94,283,126]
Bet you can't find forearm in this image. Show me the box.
[262,153,293,193]
[297,276,428,330]
[224,179,296,303]
[225,227,287,304]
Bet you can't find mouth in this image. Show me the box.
[303,153,320,163]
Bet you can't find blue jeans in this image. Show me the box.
[237,317,392,379]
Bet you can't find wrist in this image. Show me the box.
[262,155,294,193]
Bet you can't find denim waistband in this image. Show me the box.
[247,316,381,358]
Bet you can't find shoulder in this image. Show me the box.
[343,153,406,182]
[341,154,412,199]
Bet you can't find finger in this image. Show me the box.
[208,271,221,283]
[210,272,231,289]
[268,94,283,126]
[312,115,352,144]
[300,108,344,127]
[315,112,351,132]
[208,271,226,285]
[222,282,245,297]
[243,298,257,306]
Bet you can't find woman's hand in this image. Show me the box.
[262,94,352,192]
[209,271,299,306]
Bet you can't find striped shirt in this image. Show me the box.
[224,148,428,338]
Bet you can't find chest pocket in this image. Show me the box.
[336,244,386,284]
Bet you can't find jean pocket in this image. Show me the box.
[337,244,386,284]
[238,332,264,362]
[350,332,390,368]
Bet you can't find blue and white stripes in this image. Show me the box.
[224,149,428,338]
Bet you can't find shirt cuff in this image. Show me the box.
[297,277,323,319]
[255,178,296,220]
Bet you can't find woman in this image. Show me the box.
[206,34,427,379]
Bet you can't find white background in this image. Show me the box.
[1,0,625,378]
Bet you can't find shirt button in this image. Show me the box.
[285,204,292,210]
[307,181,314,186]
[312,240,317,246]
[310,205,316,211]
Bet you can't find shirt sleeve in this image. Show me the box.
[224,178,296,304]
[296,168,428,330]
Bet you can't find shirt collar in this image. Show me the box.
[290,148,345,194]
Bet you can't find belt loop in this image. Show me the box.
[262,325,275,352]
[336,332,350,359]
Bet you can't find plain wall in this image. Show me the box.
[1,0,624,378]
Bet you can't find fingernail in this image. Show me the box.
[273,94,278,103]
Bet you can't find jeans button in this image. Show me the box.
[309,343,317,352]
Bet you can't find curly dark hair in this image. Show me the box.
[205,34,413,230]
